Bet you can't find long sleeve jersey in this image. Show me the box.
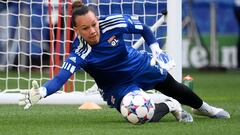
[43,14,167,106]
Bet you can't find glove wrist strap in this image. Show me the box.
[149,42,162,53]
[39,87,47,98]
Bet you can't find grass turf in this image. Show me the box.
[0,70,240,135]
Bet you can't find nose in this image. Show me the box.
[89,27,96,35]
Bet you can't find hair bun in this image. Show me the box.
[72,0,84,11]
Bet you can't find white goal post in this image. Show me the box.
[166,0,182,82]
[0,0,182,104]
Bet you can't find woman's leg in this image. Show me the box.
[154,73,230,118]
[154,73,203,109]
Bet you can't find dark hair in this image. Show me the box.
[71,1,96,27]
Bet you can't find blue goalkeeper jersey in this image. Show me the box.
[43,14,167,107]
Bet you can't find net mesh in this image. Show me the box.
[0,0,167,92]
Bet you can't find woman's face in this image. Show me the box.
[74,11,100,46]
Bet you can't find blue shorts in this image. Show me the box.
[102,84,142,111]
[100,52,168,110]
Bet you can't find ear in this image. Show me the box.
[74,27,80,35]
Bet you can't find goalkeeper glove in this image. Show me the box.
[149,43,175,73]
[19,80,46,110]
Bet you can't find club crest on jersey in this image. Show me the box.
[108,35,119,46]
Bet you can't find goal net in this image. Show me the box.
[0,0,181,104]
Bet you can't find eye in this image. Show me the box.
[92,23,97,27]
[81,27,88,30]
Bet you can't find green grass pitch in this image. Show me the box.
[0,70,240,135]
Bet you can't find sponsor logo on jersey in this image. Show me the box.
[69,57,76,63]
[108,35,119,46]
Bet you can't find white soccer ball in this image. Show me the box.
[120,90,155,124]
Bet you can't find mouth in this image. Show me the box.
[90,36,97,39]
[90,34,98,38]
[88,35,99,45]
[89,34,99,41]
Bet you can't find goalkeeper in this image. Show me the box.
[19,1,230,122]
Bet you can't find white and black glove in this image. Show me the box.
[149,43,175,73]
[19,80,46,110]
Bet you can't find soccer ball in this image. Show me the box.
[120,90,155,124]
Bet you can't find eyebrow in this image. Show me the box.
[79,21,97,27]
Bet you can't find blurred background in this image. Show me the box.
[0,0,239,91]
[0,0,239,70]
[0,2,239,133]
[182,0,239,70]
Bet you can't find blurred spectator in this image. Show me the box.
[234,0,240,68]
